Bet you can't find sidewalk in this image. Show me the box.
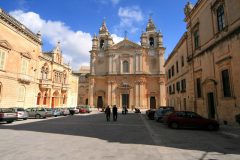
[219,124,240,138]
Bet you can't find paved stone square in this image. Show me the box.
[0,111,240,160]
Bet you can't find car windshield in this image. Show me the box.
[37,108,46,111]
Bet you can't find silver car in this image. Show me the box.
[11,107,28,120]
[0,108,17,123]
[26,107,49,119]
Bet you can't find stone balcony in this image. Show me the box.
[18,73,33,84]
[62,84,69,91]
[39,79,52,89]
[53,82,62,89]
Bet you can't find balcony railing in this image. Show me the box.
[18,73,32,84]
[62,84,69,91]
[39,79,52,88]
[53,82,62,88]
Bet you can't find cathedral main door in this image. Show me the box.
[122,94,129,108]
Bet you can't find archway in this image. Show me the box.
[52,91,59,108]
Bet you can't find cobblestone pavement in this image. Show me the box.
[0,111,239,160]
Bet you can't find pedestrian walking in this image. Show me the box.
[112,105,118,121]
[105,105,111,121]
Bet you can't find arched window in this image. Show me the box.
[149,37,154,47]
[100,39,104,49]
[123,60,129,73]
[41,64,49,80]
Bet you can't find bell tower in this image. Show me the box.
[141,16,163,49]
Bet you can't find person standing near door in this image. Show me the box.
[105,105,111,121]
[112,105,118,121]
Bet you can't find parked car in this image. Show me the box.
[77,105,92,114]
[154,107,174,122]
[0,108,17,123]
[51,108,61,117]
[11,107,28,120]
[26,107,50,119]
[146,108,156,120]
[59,108,70,116]
[166,111,219,130]
[68,107,79,114]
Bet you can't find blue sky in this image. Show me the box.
[0,0,197,70]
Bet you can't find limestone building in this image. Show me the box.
[0,8,78,108]
[165,0,240,124]
[89,18,166,109]
[73,66,90,106]
[0,8,42,108]
[37,42,78,108]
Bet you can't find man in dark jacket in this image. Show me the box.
[105,106,111,121]
[112,105,118,121]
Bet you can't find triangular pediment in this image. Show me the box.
[111,39,141,50]
[0,40,12,50]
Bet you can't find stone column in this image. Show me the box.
[130,87,134,110]
[139,54,143,73]
[91,53,96,75]
[89,78,94,107]
[109,54,112,74]
[107,81,112,106]
[112,82,117,105]
[159,80,166,106]
[135,54,138,72]
[139,79,146,108]
[135,81,139,107]
[158,51,165,74]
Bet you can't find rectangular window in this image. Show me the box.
[18,86,25,101]
[21,58,29,75]
[217,5,225,32]
[222,69,231,97]
[176,61,179,73]
[176,81,180,92]
[168,69,171,79]
[173,84,175,94]
[181,56,184,67]
[169,86,172,95]
[181,79,186,92]
[196,78,202,98]
[194,30,199,49]
[171,65,174,77]
[0,49,6,70]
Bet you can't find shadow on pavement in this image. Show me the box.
[0,112,240,156]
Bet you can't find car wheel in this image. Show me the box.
[170,122,179,129]
[35,114,41,119]
[23,118,28,120]
[7,121,13,123]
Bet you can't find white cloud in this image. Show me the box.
[111,34,124,43]
[114,6,143,34]
[9,10,92,70]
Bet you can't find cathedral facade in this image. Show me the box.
[89,18,166,109]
